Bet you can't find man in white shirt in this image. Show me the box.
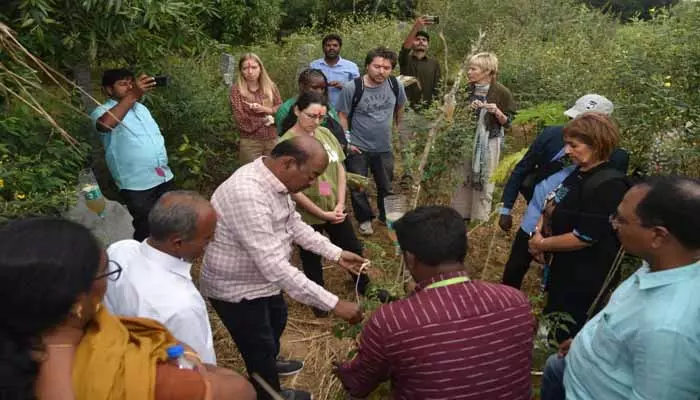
[201,136,365,400]
[105,190,217,364]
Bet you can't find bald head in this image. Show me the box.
[271,135,328,165]
[148,191,217,260]
[268,136,329,193]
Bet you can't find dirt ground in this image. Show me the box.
[195,195,543,399]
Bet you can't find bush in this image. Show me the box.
[0,103,89,221]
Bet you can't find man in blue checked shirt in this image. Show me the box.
[499,94,628,289]
[90,69,174,241]
[310,34,360,107]
[541,176,700,400]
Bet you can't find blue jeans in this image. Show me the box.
[345,151,394,223]
[541,354,567,400]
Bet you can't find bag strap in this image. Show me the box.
[580,168,625,203]
[347,76,400,130]
[347,77,364,131]
[586,247,626,321]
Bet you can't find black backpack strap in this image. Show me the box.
[347,77,364,131]
[388,75,400,100]
[581,168,625,202]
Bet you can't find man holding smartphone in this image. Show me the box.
[398,16,442,153]
[91,68,174,241]
[399,16,441,110]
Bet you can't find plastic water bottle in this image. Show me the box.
[167,344,195,370]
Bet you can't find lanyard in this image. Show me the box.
[425,276,470,289]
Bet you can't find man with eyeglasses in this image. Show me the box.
[105,190,218,365]
[90,68,175,242]
[540,176,700,400]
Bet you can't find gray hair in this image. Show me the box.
[148,190,209,241]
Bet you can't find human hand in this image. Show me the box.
[323,210,346,224]
[337,250,367,275]
[470,100,484,110]
[498,214,513,232]
[334,203,345,215]
[128,74,156,98]
[333,300,363,324]
[416,16,432,29]
[482,103,500,114]
[349,145,363,154]
[528,230,546,252]
[328,80,344,89]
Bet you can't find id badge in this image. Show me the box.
[319,181,332,197]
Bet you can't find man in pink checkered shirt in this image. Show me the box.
[201,136,365,400]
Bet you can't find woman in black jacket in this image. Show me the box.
[528,112,628,343]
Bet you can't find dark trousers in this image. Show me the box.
[345,151,394,223]
[502,228,533,289]
[299,218,370,294]
[120,180,174,241]
[210,295,287,400]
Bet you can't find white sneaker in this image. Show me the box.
[359,221,374,235]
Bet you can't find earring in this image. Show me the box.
[95,303,102,314]
[71,303,83,320]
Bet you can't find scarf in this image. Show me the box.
[72,306,178,400]
[471,108,495,189]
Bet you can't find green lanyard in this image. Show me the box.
[425,276,470,289]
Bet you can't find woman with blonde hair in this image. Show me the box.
[230,53,282,164]
[451,52,517,224]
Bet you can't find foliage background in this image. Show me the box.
[1,0,699,215]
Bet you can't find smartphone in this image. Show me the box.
[425,15,440,24]
[153,75,169,87]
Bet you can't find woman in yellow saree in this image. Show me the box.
[0,218,255,400]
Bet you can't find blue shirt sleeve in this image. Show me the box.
[350,62,360,79]
[631,329,700,399]
[500,130,548,211]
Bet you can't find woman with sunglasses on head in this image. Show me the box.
[0,218,254,400]
[275,68,348,151]
[527,112,629,345]
[279,92,383,317]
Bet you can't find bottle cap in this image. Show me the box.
[167,344,184,359]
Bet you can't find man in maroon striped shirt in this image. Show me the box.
[335,206,535,399]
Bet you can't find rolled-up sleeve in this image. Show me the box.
[631,329,700,399]
[227,190,339,311]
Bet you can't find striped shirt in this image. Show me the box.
[336,271,535,399]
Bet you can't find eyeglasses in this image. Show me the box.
[609,211,645,228]
[302,111,327,122]
[95,260,123,281]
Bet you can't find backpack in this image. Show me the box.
[347,76,400,130]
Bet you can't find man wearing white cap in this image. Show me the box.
[498,94,628,289]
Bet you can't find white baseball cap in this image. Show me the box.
[564,94,614,118]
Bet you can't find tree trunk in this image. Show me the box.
[72,63,94,112]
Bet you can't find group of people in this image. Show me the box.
[2,15,699,400]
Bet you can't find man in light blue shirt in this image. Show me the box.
[90,68,174,241]
[310,34,360,107]
[541,176,700,400]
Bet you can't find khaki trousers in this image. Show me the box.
[238,137,277,165]
[451,136,501,222]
